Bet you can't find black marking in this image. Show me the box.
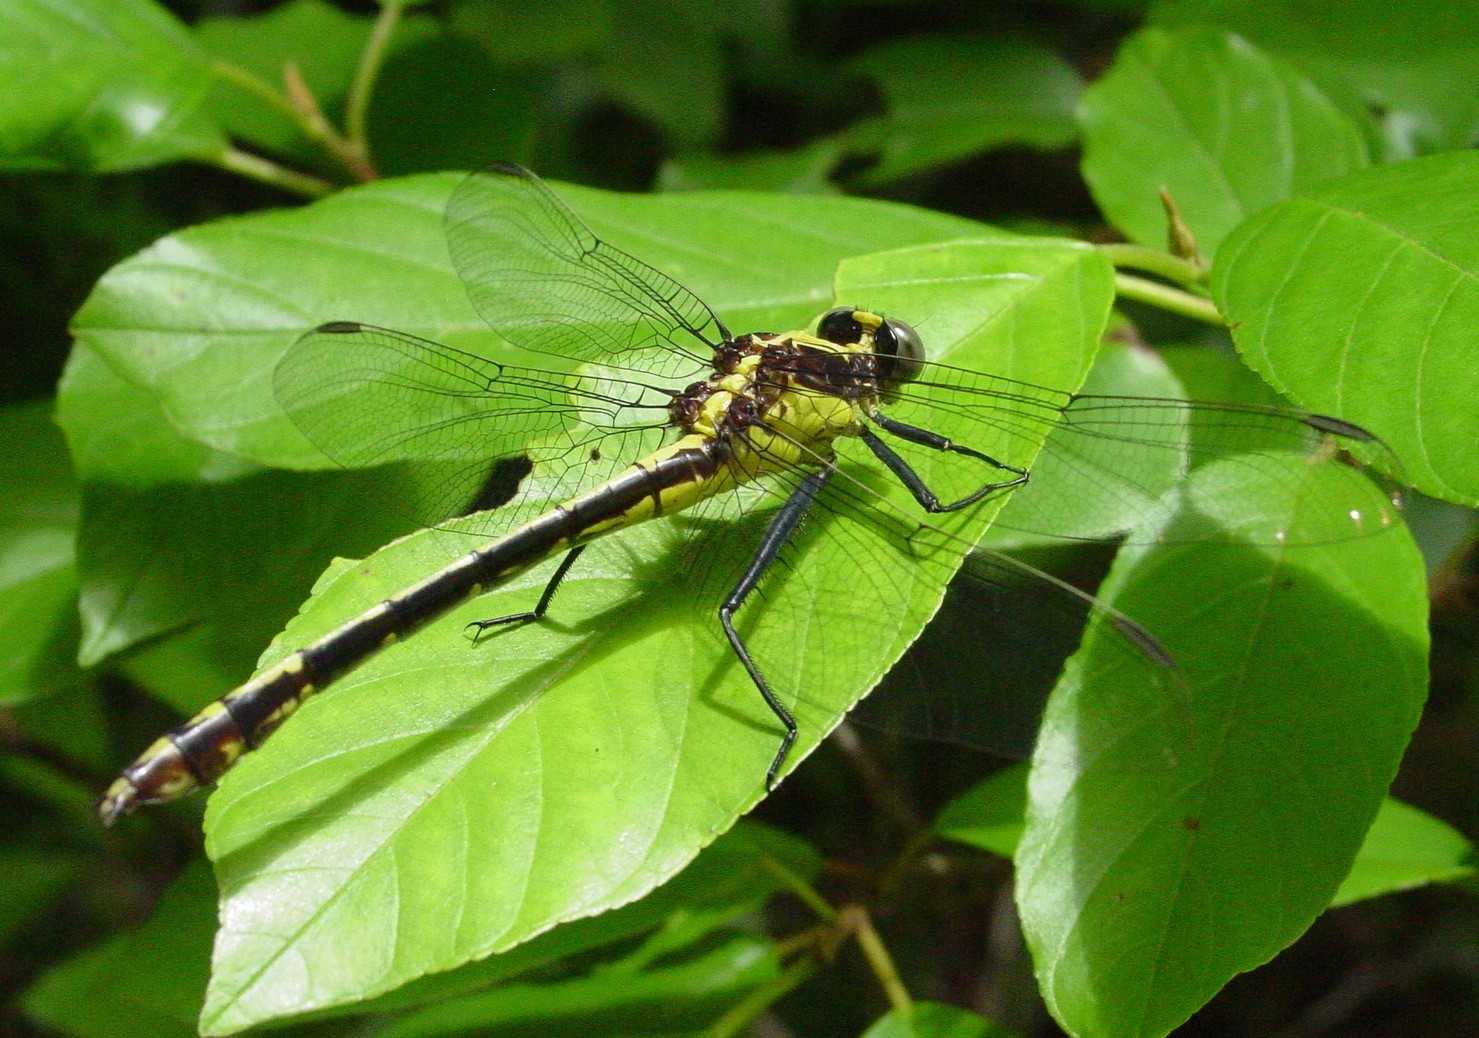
[319,320,363,334]
[172,710,246,782]
[1301,412,1376,441]
[462,456,535,515]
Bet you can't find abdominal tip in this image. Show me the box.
[98,780,138,827]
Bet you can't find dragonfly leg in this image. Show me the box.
[466,545,587,641]
[720,462,836,790]
[861,418,1028,513]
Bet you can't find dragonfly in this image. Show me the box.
[99,163,1402,825]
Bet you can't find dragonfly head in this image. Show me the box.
[816,307,925,393]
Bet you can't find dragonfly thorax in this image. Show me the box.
[669,330,881,477]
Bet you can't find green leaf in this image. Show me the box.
[448,0,611,66]
[1158,344,1287,413]
[1213,151,1479,506]
[988,339,1186,548]
[22,862,216,1038]
[656,140,844,195]
[0,401,81,705]
[73,466,418,687]
[0,846,85,948]
[1152,0,1479,159]
[1018,457,1428,1037]
[863,1002,1014,1038]
[0,0,225,172]
[1080,26,1369,259]
[332,820,819,1017]
[374,936,779,1038]
[597,0,725,149]
[56,343,257,487]
[1333,797,1476,907]
[370,33,538,176]
[72,174,984,467]
[933,764,1027,860]
[849,35,1082,186]
[10,684,112,773]
[197,236,1112,1033]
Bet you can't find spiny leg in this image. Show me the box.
[466,545,587,640]
[720,462,836,790]
[862,415,1028,513]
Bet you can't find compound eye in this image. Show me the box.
[817,307,864,345]
[874,317,924,383]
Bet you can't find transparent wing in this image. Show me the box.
[842,358,1405,547]
[445,163,730,381]
[660,412,1187,771]
[275,321,678,532]
[852,549,1183,761]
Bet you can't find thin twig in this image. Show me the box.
[758,853,839,922]
[705,956,819,1038]
[343,0,404,159]
[1097,242,1208,286]
[843,905,913,1016]
[210,59,306,128]
[210,147,335,198]
[1113,272,1224,325]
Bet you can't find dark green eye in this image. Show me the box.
[874,317,924,383]
[817,307,864,345]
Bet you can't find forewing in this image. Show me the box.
[275,321,675,531]
[880,362,1404,547]
[445,163,729,381]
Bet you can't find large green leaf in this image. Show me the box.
[1080,26,1368,259]
[198,235,1113,1032]
[1152,0,1479,159]
[0,401,81,705]
[71,174,985,467]
[0,0,225,172]
[848,35,1082,186]
[1017,457,1427,1037]
[1213,151,1479,506]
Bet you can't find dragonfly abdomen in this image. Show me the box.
[99,442,723,825]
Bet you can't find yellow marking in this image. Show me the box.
[300,685,314,697]
[853,310,883,331]
[217,740,244,766]
[468,582,483,597]
[140,735,178,759]
[282,655,306,674]
[382,632,399,645]
[153,770,198,799]
[190,701,230,722]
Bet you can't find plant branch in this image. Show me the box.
[1098,243,1208,287]
[344,0,404,155]
[705,955,819,1038]
[1113,272,1224,325]
[843,905,913,1016]
[210,59,305,128]
[759,853,839,922]
[210,147,335,199]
